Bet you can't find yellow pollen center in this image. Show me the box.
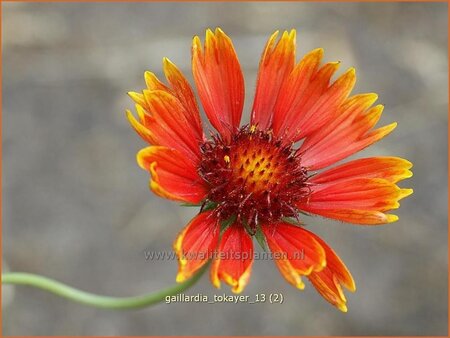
[227,145,280,194]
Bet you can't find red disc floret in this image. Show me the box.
[198,126,310,230]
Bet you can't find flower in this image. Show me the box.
[126,28,413,312]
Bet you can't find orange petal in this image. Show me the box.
[144,68,202,138]
[291,67,356,141]
[141,90,202,162]
[298,178,413,225]
[129,65,203,155]
[210,225,253,293]
[262,222,326,290]
[174,211,220,282]
[300,93,378,152]
[162,58,203,138]
[273,53,354,142]
[137,146,207,203]
[311,157,413,184]
[284,61,341,142]
[250,30,296,130]
[272,48,323,137]
[302,229,355,312]
[192,28,244,140]
[300,92,397,170]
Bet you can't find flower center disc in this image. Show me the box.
[199,126,309,229]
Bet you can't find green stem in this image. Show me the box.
[2,264,208,310]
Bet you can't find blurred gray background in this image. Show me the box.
[2,2,448,336]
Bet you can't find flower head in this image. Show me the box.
[127,28,413,312]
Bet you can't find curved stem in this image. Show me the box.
[2,264,208,310]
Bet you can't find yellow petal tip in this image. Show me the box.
[216,27,225,35]
[144,71,157,86]
[270,30,280,40]
[366,92,378,101]
[192,35,202,51]
[211,275,221,289]
[338,303,348,312]
[206,28,214,38]
[296,278,305,290]
[162,57,176,74]
[176,272,187,283]
[404,170,413,179]
[400,188,414,199]
[386,214,399,223]
[313,47,324,57]
[231,285,244,294]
